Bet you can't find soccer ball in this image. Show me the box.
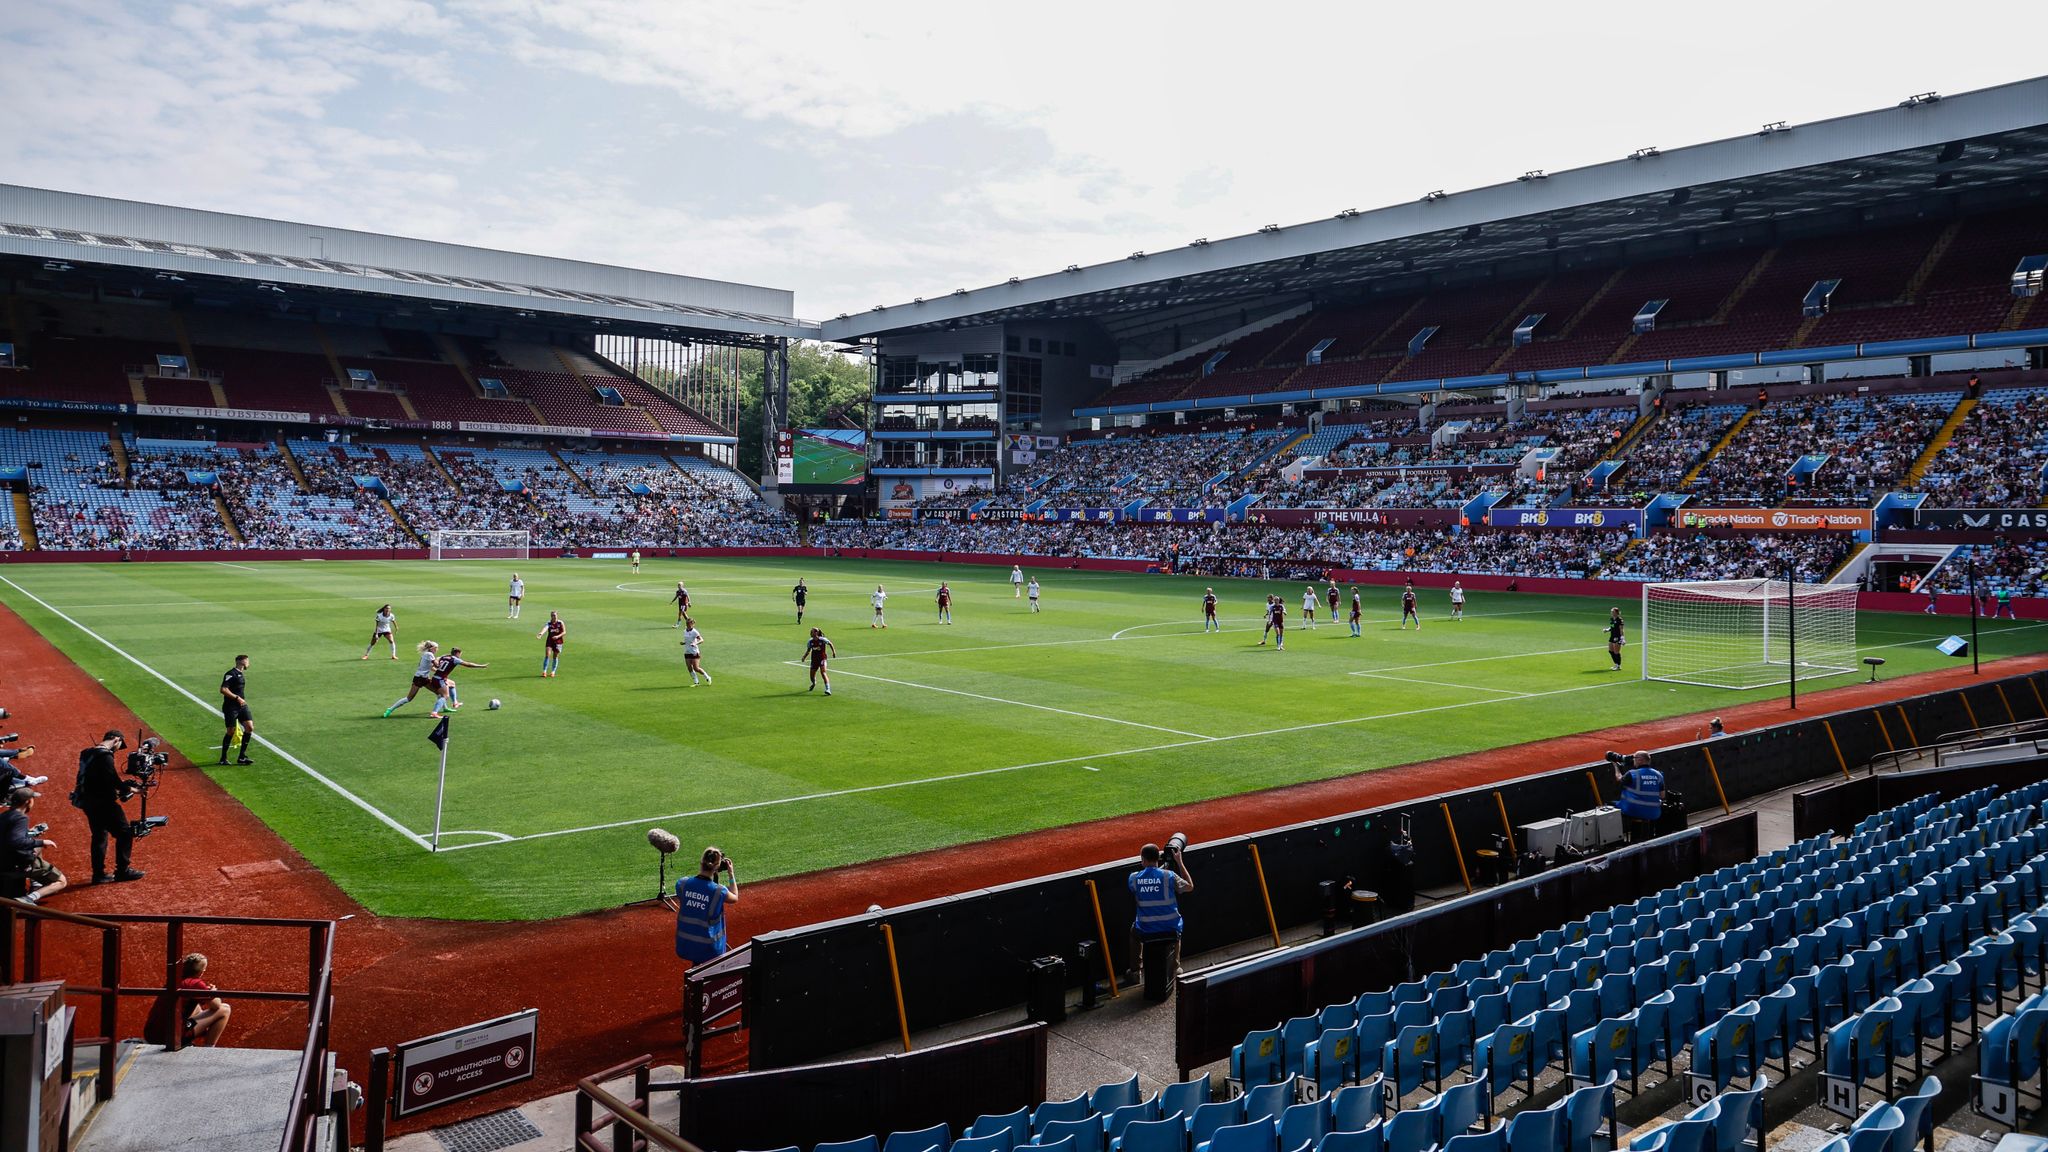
[488,699,502,710]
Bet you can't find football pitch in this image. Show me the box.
[2,557,2042,921]
[792,431,867,486]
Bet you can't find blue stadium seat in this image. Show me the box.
[1827,997,1903,1081]
[1189,1101,1246,1150]
[1094,1076,1142,1116]
[885,1124,952,1152]
[1472,1019,1537,1096]
[1315,1122,1383,1152]
[1571,1009,1639,1084]
[1114,1119,1186,1152]
[1245,1082,1296,1126]
[1160,1079,1210,1122]
[1503,1101,1565,1152]
[1629,1102,1716,1152]
[1034,1095,1092,1135]
[957,1134,1014,1152]
[1887,1076,1938,1152]
[970,1108,1031,1149]
[1281,1017,1323,1082]
[1307,1027,1361,1098]
[1561,1072,1615,1152]
[1845,1104,1902,1152]
[1036,1138,1077,1152]
[818,1138,882,1152]
[1700,1075,1766,1152]
[1383,1098,1439,1152]
[1981,994,2048,1085]
[1277,1102,1330,1152]
[1197,1121,1278,1152]
[1441,1129,1505,1152]
[1233,1029,1287,1089]
[1383,1023,1440,1097]
[1106,1103,1161,1145]
[1040,1120,1105,1152]
[1437,1080,1490,1141]
[1328,1079,1386,1134]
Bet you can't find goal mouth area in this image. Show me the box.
[427,530,532,561]
[1642,659,1861,691]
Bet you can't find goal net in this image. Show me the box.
[428,529,531,561]
[1641,578,1859,689]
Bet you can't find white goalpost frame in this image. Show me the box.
[427,529,532,561]
[1640,577,1860,690]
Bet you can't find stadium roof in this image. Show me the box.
[821,75,2048,345]
[0,184,820,342]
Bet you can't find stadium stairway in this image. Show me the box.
[213,489,245,544]
[550,446,602,495]
[1678,409,1757,489]
[1710,249,1777,323]
[104,429,130,484]
[275,439,314,492]
[325,385,353,417]
[2005,291,2044,332]
[311,324,349,393]
[381,495,422,545]
[394,391,424,422]
[1901,220,1966,301]
[72,1041,302,1152]
[424,443,467,496]
[11,488,37,549]
[1905,396,1979,488]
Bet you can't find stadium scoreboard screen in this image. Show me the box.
[777,428,869,492]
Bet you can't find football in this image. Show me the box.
[488,699,502,710]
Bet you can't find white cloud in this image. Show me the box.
[4,0,2047,320]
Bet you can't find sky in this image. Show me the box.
[3,1,2046,322]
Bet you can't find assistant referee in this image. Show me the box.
[218,654,254,766]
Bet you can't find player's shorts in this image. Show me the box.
[509,595,523,602]
[222,703,253,725]
[809,657,828,670]
[544,642,563,653]
[411,675,434,690]
[25,855,62,885]
[374,627,393,637]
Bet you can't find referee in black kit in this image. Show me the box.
[218,654,254,765]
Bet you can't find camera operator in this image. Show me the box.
[674,846,740,965]
[2,786,68,904]
[76,730,145,883]
[1127,837,1194,986]
[1612,750,1664,843]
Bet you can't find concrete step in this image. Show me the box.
[75,1044,300,1152]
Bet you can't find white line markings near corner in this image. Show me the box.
[0,573,435,852]
[778,660,1216,740]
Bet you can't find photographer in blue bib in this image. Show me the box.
[1612,750,1665,843]
[1127,833,1195,1000]
[674,845,741,965]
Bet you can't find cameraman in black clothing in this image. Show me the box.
[78,730,144,883]
[219,655,254,766]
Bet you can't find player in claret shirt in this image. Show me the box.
[802,628,836,695]
[1202,588,1219,633]
[536,611,566,677]
[1400,582,1421,631]
[936,582,953,625]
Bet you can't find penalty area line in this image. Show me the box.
[0,574,435,853]
[780,660,1216,739]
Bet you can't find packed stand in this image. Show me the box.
[1010,429,1286,505]
[1686,392,1958,505]
[1609,401,1746,502]
[3,428,233,551]
[1915,386,2048,508]
[226,445,393,549]
[1924,540,2047,599]
[1604,531,1854,582]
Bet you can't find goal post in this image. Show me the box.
[427,529,531,561]
[1641,578,1859,690]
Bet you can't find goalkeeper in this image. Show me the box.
[1604,608,1624,672]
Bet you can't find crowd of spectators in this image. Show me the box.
[1924,540,2048,598]
[1609,402,1745,500]
[1686,393,1957,505]
[1916,387,2048,508]
[1604,532,1854,583]
[1009,429,1284,505]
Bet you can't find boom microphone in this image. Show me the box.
[648,828,681,854]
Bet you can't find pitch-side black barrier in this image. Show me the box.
[741,670,2046,1070]
[661,1024,1047,1152]
[1793,754,2048,840]
[1171,813,1758,1077]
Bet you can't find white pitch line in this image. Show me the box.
[1348,643,1606,675]
[1350,671,1532,697]
[784,661,1216,739]
[0,574,434,852]
[214,561,261,572]
[443,675,1641,851]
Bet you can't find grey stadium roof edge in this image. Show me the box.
[820,74,2048,346]
[0,182,818,343]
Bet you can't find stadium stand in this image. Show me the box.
[1924,540,2048,598]
[1684,391,1960,506]
[1915,385,2048,507]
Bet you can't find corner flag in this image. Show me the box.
[428,715,450,749]
[428,715,452,850]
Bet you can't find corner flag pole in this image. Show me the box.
[428,715,452,851]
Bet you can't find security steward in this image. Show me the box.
[79,730,144,883]
[1614,750,1665,842]
[219,654,254,766]
[1127,842,1194,997]
[674,846,740,965]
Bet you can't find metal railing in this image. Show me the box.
[574,1055,704,1152]
[0,897,123,1102]
[1869,715,2048,775]
[1,904,339,1151]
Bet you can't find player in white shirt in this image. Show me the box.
[506,574,525,619]
[680,618,711,685]
[362,604,399,660]
[1011,565,1024,598]
[1027,578,1041,612]
[630,550,641,573]
[384,641,441,716]
[1449,581,1466,621]
[871,585,889,629]
[1301,586,1319,630]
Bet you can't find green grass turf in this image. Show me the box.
[791,435,866,486]
[1,558,2041,921]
